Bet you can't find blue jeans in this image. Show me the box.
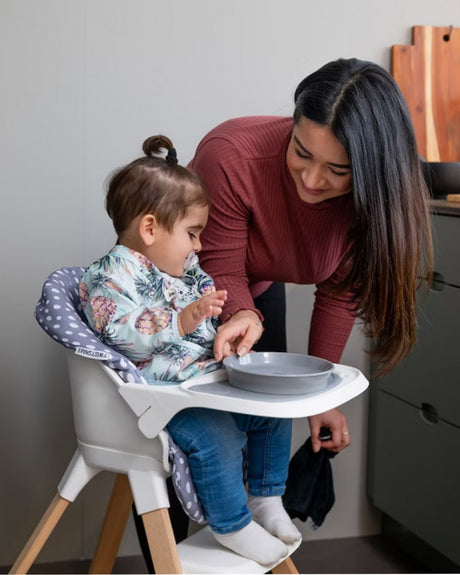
[167,407,292,534]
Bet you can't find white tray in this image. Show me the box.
[118,363,369,439]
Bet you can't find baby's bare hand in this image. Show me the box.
[178,290,227,335]
[193,290,227,321]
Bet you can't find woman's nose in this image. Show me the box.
[302,165,326,189]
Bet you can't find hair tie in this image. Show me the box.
[166,147,178,165]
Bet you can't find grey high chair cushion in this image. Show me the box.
[36,267,145,384]
[35,266,206,525]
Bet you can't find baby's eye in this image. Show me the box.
[188,232,197,239]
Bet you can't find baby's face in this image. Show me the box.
[146,204,209,277]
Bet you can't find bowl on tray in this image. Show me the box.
[223,352,334,395]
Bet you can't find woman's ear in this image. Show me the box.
[139,214,157,246]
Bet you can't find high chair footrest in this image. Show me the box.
[177,525,301,574]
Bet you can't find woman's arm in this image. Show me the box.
[191,137,268,359]
[309,285,357,363]
[191,137,261,323]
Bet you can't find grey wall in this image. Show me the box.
[2,0,459,565]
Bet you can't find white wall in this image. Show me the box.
[2,0,459,566]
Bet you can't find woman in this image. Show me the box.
[190,57,433,453]
[136,58,433,572]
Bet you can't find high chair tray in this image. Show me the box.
[118,363,368,439]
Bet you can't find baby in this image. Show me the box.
[80,135,300,565]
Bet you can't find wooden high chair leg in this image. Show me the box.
[142,507,183,574]
[89,473,133,574]
[271,556,299,574]
[9,494,70,574]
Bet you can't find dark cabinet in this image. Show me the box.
[368,211,460,569]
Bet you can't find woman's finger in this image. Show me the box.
[235,319,263,357]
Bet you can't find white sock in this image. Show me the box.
[247,494,302,545]
[213,520,288,565]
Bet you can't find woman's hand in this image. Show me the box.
[178,290,227,336]
[213,309,264,361]
[308,407,351,453]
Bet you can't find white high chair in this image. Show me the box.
[9,268,369,574]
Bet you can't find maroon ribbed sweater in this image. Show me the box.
[190,116,357,363]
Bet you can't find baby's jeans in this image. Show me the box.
[167,407,292,534]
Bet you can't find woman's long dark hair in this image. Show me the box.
[294,58,433,375]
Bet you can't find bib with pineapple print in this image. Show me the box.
[80,245,222,384]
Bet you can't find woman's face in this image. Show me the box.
[286,116,352,204]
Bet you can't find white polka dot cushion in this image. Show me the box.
[168,435,206,524]
[35,266,206,525]
[36,267,145,384]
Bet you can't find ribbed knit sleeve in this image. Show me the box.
[310,275,357,363]
[191,131,258,321]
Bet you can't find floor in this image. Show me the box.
[4,535,432,574]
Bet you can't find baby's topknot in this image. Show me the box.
[142,135,175,159]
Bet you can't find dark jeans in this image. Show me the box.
[134,283,287,572]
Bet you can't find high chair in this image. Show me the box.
[9,267,369,574]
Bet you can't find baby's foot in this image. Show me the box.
[213,520,288,565]
[248,494,302,545]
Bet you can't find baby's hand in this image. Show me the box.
[178,290,227,336]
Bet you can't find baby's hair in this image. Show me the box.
[106,134,210,236]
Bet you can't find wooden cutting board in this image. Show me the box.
[392,26,460,161]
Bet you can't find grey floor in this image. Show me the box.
[5,535,431,574]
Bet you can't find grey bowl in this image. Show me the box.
[422,161,460,196]
[223,352,334,395]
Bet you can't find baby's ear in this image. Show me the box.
[139,214,157,246]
